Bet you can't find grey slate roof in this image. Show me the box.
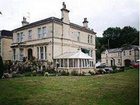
[0,30,13,38]
[13,17,96,34]
[107,48,122,53]
[103,45,139,54]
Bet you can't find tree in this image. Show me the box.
[96,26,139,60]
[102,26,139,49]
[96,37,106,60]
[120,26,139,46]
[103,27,121,48]
[0,56,4,78]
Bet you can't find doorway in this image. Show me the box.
[124,59,131,67]
[28,49,33,60]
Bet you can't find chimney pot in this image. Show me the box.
[83,18,88,28]
[22,17,29,26]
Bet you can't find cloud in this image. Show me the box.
[0,0,139,37]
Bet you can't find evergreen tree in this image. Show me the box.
[0,56,4,78]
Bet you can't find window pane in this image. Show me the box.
[42,27,46,37]
[20,49,24,60]
[17,33,20,42]
[38,28,41,38]
[45,46,47,59]
[40,47,44,59]
[37,47,39,59]
[20,32,23,42]
[77,32,80,42]
[28,30,32,40]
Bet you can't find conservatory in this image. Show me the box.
[54,50,94,69]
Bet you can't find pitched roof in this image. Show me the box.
[54,50,93,59]
[13,17,96,34]
[122,45,139,50]
[102,45,139,54]
[0,30,13,38]
[107,48,122,53]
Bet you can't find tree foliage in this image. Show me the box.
[96,26,139,60]
[0,56,4,78]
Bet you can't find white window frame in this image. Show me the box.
[17,33,20,43]
[28,30,32,40]
[38,28,42,39]
[19,49,24,61]
[40,47,44,60]
[77,32,80,42]
[42,27,47,38]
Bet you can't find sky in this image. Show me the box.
[0,0,139,37]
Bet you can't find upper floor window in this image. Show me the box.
[88,35,90,43]
[20,32,24,42]
[123,51,125,56]
[28,30,32,40]
[129,50,131,55]
[42,27,47,37]
[90,35,93,43]
[17,33,20,42]
[77,32,80,42]
[88,35,93,44]
[38,28,42,39]
[38,27,47,39]
[17,32,24,42]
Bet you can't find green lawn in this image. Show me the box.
[0,69,138,105]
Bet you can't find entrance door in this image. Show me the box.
[124,59,131,67]
[28,49,33,60]
[111,60,113,66]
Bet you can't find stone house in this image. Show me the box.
[0,30,13,62]
[11,2,96,72]
[101,45,139,67]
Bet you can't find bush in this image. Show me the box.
[112,69,118,73]
[12,73,24,78]
[24,72,32,76]
[44,72,49,76]
[32,70,37,76]
[71,70,78,76]
[88,71,95,75]
[112,66,117,70]
[60,70,69,76]
[0,56,4,78]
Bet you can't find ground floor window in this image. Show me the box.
[13,49,16,60]
[69,59,73,67]
[37,46,47,60]
[55,59,94,68]
[20,49,24,61]
[40,47,44,60]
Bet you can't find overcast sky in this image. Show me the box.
[0,0,139,37]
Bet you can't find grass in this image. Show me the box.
[0,69,138,105]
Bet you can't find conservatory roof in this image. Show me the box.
[54,50,93,59]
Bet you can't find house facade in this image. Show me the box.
[101,45,139,67]
[11,2,96,70]
[0,30,13,61]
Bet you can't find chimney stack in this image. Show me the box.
[22,17,29,26]
[61,2,70,24]
[83,18,88,28]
